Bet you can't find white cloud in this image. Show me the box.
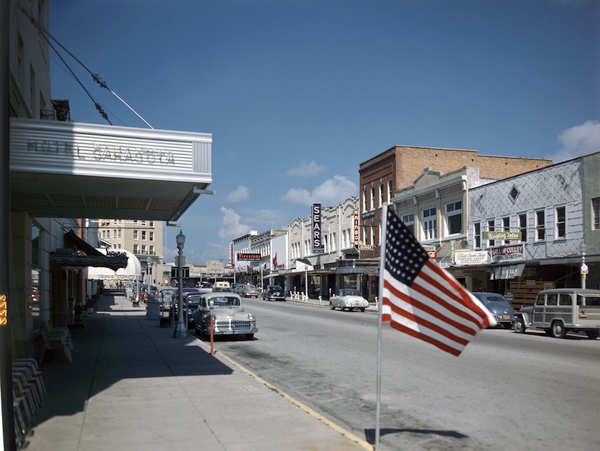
[550,120,600,163]
[286,160,327,177]
[226,185,250,203]
[282,175,358,206]
[218,207,251,239]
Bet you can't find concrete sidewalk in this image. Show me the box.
[24,290,370,451]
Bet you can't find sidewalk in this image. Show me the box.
[24,290,370,451]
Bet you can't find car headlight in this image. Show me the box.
[248,314,255,320]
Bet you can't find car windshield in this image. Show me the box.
[246,285,256,289]
[340,290,359,296]
[212,296,241,307]
[269,286,282,292]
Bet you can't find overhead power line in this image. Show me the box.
[20,6,153,129]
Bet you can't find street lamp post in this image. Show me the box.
[581,243,587,290]
[175,230,187,338]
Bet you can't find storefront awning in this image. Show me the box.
[50,253,128,271]
[9,118,212,221]
[87,249,141,280]
[64,230,103,256]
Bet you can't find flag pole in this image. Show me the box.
[375,207,388,451]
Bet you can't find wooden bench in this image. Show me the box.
[39,322,74,365]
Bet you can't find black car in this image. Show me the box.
[262,285,286,301]
[171,292,202,328]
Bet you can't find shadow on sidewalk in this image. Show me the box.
[32,291,233,426]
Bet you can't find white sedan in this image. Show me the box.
[330,289,369,312]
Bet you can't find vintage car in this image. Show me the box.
[239,284,259,298]
[471,292,515,329]
[212,281,231,292]
[514,288,600,339]
[193,292,258,340]
[263,285,286,301]
[330,289,369,312]
[170,288,200,321]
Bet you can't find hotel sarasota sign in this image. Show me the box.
[9,118,212,184]
[312,204,324,254]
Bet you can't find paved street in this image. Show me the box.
[217,297,600,451]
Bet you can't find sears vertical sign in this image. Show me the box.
[312,204,324,254]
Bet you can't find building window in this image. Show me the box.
[502,216,510,244]
[141,245,147,255]
[118,229,122,239]
[113,230,117,239]
[556,206,566,239]
[535,210,546,241]
[518,213,527,242]
[133,230,138,240]
[149,232,154,241]
[371,186,375,211]
[380,183,384,207]
[150,245,155,255]
[487,219,495,247]
[594,198,600,230]
[445,201,462,235]
[149,221,154,226]
[422,208,437,240]
[401,214,415,235]
[331,232,336,251]
[388,180,393,203]
[141,231,147,240]
[133,244,138,254]
[363,188,367,212]
[474,222,481,249]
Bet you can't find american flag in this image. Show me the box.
[380,206,497,356]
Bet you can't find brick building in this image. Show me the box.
[358,145,553,260]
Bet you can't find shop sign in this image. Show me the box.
[454,250,489,266]
[354,209,359,248]
[237,253,261,261]
[483,231,521,241]
[426,250,437,260]
[312,204,324,254]
[490,244,523,263]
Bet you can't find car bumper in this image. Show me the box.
[210,320,258,335]
[265,295,285,301]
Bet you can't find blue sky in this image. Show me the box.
[49,0,600,265]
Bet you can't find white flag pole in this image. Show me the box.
[375,207,389,451]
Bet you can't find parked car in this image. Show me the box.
[193,292,258,340]
[170,288,200,320]
[183,293,203,328]
[263,285,286,301]
[472,292,515,329]
[213,281,231,292]
[240,284,259,298]
[330,289,369,312]
[514,288,600,339]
